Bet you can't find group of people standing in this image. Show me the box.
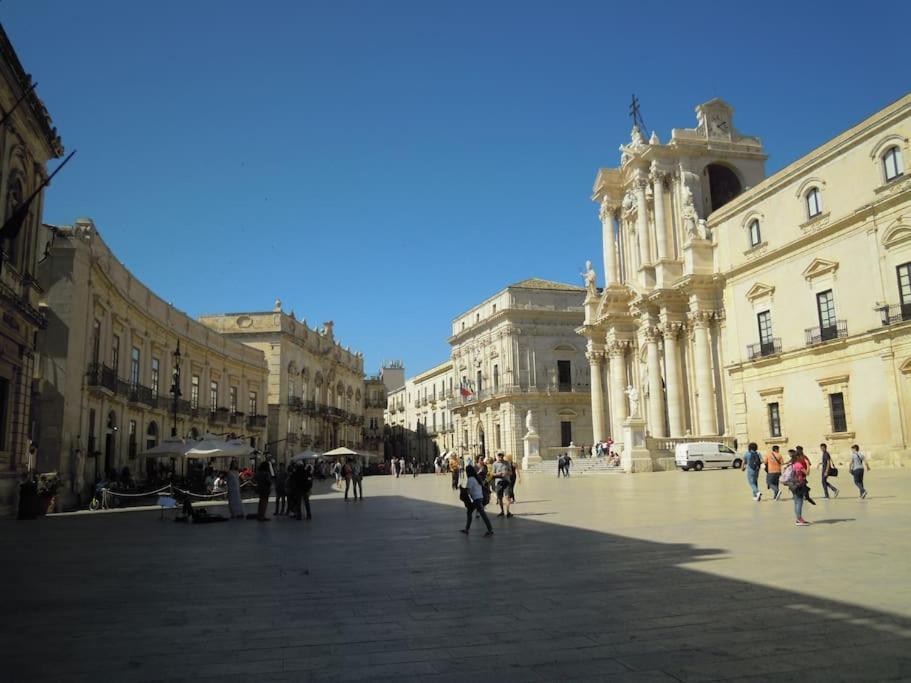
[246,460,315,521]
[390,456,418,478]
[742,442,871,525]
[457,451,519,536]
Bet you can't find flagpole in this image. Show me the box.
[0,80,38,128]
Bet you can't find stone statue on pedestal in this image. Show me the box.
[582,260,597,298]
[525,410,537,435]
[625,385,640,418]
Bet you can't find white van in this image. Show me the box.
[675,442,742,471]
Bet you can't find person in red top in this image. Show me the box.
[794,446,816,506]
[787,450,810,526]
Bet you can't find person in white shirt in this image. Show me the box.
[460,465,493,536]
[849,444,871,499]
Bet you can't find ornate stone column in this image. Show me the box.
[689,311,718,436]
[587,344,606,442]
[635,174,652,267]
[599,200,619,285]
[651,170,668,261]
[644,327,666,437]
[608,341,629,440]
[662,322,684,437]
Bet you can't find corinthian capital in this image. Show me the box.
[643,326,662,344]
[598,199,618,223]
[687,310,715,328]
[662,321,684,339]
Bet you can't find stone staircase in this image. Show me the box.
[524,457,625,476]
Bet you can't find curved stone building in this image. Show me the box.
[35,219,269,502]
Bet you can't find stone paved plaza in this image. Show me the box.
[3,469,911,682]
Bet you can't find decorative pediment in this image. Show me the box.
[553,343,577,352]
[745,282,775,302]
[802,258,839,281]
[882,219,911,249]
[900,358,911,375]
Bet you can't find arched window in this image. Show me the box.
[806,187,822,218]
[748,219,761,247]
[883,146,903,182]
[705,163,742,212]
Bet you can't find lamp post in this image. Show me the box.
[170,341,182,438]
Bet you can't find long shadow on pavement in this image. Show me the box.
[2,494,910,682]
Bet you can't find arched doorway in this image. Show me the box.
[705,163,742,212]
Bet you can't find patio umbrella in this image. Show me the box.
[141,438,192,458]
[322,447,360,458]
[186,438,254,459]
[290,450,320,463]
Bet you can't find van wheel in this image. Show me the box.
[693,461,704,472]
[732,458,743,469]
[681,466,689,472]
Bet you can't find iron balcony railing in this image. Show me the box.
[86,363,118,393]
[288,396,303,411]
[747,338,782,360]
[805,320,848,346]
[247,414,267,429]
[879,302,911,326]
[229,412,244,426]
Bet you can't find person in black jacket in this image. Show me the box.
[290,462,313,519]
[255,461,271,521]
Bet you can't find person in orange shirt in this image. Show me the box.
[763,445,784,501]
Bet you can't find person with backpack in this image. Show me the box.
[781,449,811,526]
[763,445,784,501]
[741,442,763,501]
[459,465,493,536]
[849,444,870,499]
[819,443,839,499]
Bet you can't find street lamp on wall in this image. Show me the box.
[171,340,182,438]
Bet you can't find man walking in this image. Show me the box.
[849,444,870,499]
[255,460,271,521]
[274,462,288,516]
[741,442,762,501]
[820,443,839,499]
[763,445,783,500]
[492,452,513,518]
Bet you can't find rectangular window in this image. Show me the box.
[111,334,120,372]
[151,358,160,395]
[92,319,101,364]
[191,375,200,409]
[816,290,837,340]
[560,421,572,447]
[210,381,218,409]
[768,402,781,438]
[807,189,822,218]
[558,360,572,391]
[130,347,140,386]
[476,370,482,394]
[830,392,847,433]
[897,263,911,320]
[249,391,258,416]
[757,310,774,354]
[230,386,238,413]
[493,364,499,391]
[288,379,295,402]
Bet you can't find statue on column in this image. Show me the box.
[682,186,700,240]
[581,260,598,298]
[625,385,640,418]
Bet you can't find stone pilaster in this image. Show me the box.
[608,340,629,440]
[689,310,718,436]
[662,322,685,437]
[586,344,606,442]
[599,200,620,285]
[643,327,666,438]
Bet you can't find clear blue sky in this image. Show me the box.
[4,1,908,376]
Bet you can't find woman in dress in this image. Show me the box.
[226,461,244,519]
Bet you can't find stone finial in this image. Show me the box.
[273,298,282,312]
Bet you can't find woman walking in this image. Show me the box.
[226,462,244,519]
[785,449,811,526]
[849,444,870,498]
[460,465,493,536]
